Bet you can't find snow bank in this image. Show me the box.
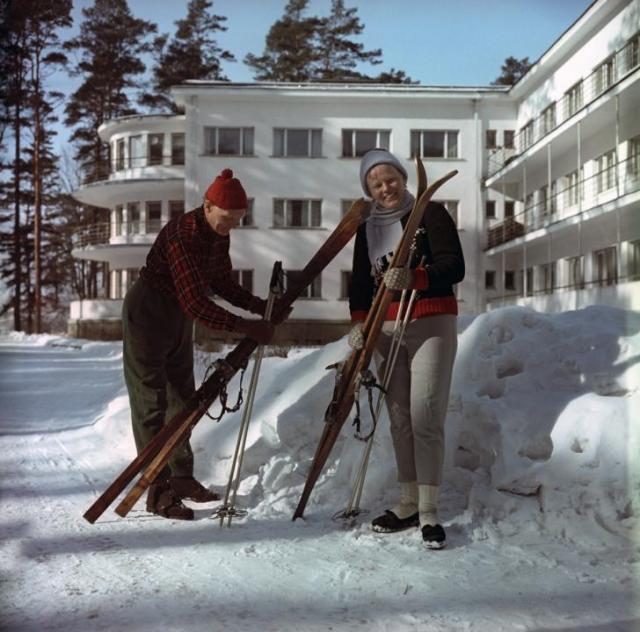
[186,305,640,547]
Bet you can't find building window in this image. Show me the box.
[231,269,254,293]
[341,199,357,217]
[503,130,515,149]
[486,130,497,149]
[273,199,322,227]
[239,199,254,227]
[274,128,322,157]
[146,201,162,233]
[437,200,459,227]
[286,270,321,298]
[596,150,616,193]
[541,262,555,294]
[521,121,534,150]
[129,135,143,169]
[169,200,185,219]
[485,200,496,219]
[564,170,580,207]
[626,33,639,72]
[567,255,584,289]
[114,205,123,236]
[526,267,533,296]
[595,247,618,286]
[148,134,164,166]
[504,270,516,291]
[340,270,352,299]
[595,55,616,95]
[505,200,515,218]
[485,270,496,289]
[565,81,583,118]
[411,130,459,159]
[127,202,140,234]
[629,240,640,280]
[541,103,556,135]
[205,127,254,156]
[171,133,185,165]
[342,129,390,158]
[116,138,125,171]
[628,136,640,182]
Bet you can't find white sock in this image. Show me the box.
[418,484,439,527]
[392,481,418,519]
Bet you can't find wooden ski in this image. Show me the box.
[292,160,457,520]
[83,198,368,523]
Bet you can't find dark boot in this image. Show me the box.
[371,510,420,533]
[169,476,220,503]
[421,524,446,550]
[147,482,194,520]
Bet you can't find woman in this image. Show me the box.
[348,149,465,549]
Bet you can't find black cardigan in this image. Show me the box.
[349,201,465,315]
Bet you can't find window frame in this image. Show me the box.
[342,128,390,158]
[411,129,459,159]
[273,199,322,228]
[274,128,322,158]
[205,126,255,157]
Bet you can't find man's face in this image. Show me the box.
[204,201,246,236]
[366,164,406,209]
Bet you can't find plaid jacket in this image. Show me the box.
[140,206,263,331]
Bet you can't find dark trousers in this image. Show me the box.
[122,278,195,479]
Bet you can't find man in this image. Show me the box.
[122,168,280,520]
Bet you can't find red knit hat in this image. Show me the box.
[205,168,248,210]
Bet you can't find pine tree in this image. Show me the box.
[144,0,235,113]
[244,0,321,82]
[24,0,72,332]
[492,56,532,86]
[64,0,156,301]
[314,0,381,81]
[64,0,157,180]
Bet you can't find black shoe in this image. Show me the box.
[421,524,446,549]
[169,476,221,503]
[147,483,194,520]
[371,510,420,533]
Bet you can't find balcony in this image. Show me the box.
[486,154,640,250]
[487,35,640,178]
[74,154,185,207]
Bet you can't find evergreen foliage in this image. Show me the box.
[64,0,157,178]
[315,0,381,81]
[245,0,414,84]
[144,0,235,113]
[245,0,321,82]
[492,56,532,86]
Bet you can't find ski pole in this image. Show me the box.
[216,262,283,527]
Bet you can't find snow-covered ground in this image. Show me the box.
[1,305,639,631]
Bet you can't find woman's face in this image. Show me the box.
[365,164,406,209]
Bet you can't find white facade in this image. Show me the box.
[70,0,640,341]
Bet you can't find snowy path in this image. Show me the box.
[0,312,639,631]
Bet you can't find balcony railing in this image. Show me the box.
[81,153,185,185]
[72,219,169,249]
[487,35,640,177]
[487,153,640,249]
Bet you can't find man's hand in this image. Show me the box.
[235,319,276,345]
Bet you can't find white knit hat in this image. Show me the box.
[359,149,408,197]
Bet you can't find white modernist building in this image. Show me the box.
[70,0,640,343]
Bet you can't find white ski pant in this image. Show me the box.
[374,314,457,485]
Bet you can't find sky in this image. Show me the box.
[1,304,638,629]
[52,0,595,154]
[59,0,595,86]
